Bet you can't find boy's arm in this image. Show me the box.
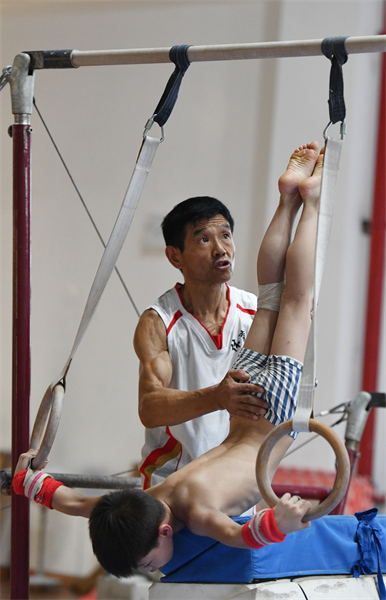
[13,449,100,518]
[51,485,99,518]
[189,509,248,548]
[189,494,312,549]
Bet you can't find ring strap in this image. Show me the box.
[52,46,192,386]
[321,37,348,125]
[292,137,344,432]
[153,45,191,127]
[55,134,160,386]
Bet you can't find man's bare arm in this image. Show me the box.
[134,309,268,429]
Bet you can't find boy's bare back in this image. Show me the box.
[149,415,293,533]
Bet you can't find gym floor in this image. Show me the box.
[0,569,96,600]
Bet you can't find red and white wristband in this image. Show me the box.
[24,468,51,500]
[241,508,286,549]
[13,469,63,509]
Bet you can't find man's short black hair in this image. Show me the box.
[89,488,166,578]
[161,196,234,251]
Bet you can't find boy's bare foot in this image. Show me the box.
[278,142,319,201]
[298,146,325,203]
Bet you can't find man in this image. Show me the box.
[14,141,322,578]
[135,197,270,488]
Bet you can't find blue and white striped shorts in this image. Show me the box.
[233,348,303,439]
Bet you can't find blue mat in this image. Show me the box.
[161,509,386,588]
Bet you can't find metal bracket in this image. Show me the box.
[344,391,373,448]
[9,53,35,123]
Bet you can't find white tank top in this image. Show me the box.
[139,283,257,488]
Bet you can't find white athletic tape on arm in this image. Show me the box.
[23,468,52,500]
[249,509,274,545]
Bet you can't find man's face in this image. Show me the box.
[138,534,174,573]
[171,215,235,285]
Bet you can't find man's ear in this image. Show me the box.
[159,523,173,538]
[165,245,183,270]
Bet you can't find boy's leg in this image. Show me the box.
[228,144,323,495]
[244,142,319,356]
[258,142,319,285]
[270,148,324,362]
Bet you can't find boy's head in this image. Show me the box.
[161,196,234,252]
[89,488,173,577]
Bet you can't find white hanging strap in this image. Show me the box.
[292,136,344,433]
[292,37,348,433]
[53,134,160,387]
[50,45,193,388]
[30,46,193,470]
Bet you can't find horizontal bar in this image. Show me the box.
[1,469,331,500]
[0,469,140,492]
[70,35,386,68]
[45,472,141,489]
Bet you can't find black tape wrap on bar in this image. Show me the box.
[24,50,76,72]
[153,45,191,127]
[321,37,348,124]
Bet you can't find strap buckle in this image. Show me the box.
[323,119,347,141]
[143,115,165,142]
[0,65,11,91]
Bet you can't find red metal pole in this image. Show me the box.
[11,123,32,599]
[357,5,386,477]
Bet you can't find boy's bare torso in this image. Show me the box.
[148,416,292,535]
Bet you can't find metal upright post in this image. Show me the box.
[9,53,35,600]
[358,9,386,479]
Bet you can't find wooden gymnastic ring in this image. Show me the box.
[29,382,65,470]
[256,418,350,522]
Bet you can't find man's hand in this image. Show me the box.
[273,493,312,534]
[215,369,268,420]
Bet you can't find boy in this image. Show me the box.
[14,141,323,578]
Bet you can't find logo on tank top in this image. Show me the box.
[231,329,246,351]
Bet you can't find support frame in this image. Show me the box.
[7,34,386,599]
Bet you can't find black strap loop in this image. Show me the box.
[321,37,348,124]
[153,45,191,128]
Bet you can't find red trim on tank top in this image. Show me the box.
[140,426,182,490]
[167,310,183,334]
[174,283,231,350]
[236,303,256,316]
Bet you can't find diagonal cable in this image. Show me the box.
[33,97,140,317]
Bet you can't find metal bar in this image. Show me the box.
[1,469,140,492]
[9,52,35,600]
[11,123,32,600]
[70,35,386,68]
[49,473,140,489]
[358,18,386,477]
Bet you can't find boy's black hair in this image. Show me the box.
[89,488,166,578]
[161,196,234,251]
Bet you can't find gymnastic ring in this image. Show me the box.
[29,382,65,470]
[256,418,350,522]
